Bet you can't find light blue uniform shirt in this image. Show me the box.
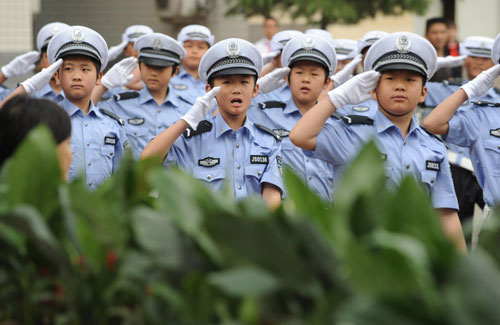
[60,98,128,189]
[169,66,207,106]
[0,87,13,101]
[100,86,191,158]
[254,83,291,103]
[308,109,459,210]
[446,104,500,207]
[337,99,379,117]
[31,83,65,102]
[247,97,336,201]
[166,112,283,199]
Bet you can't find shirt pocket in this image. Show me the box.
[245,165,266,182]
[192,167,226,183]
[419,170,438,194]
[483,139,500,176]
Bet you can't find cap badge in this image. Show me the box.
[52,26,60,35]
[72,29,84,43]
[395,35,411,53]
[227,41,240,58]
[480,41,486,49]
[303,37,315,50]
[152,38,163,50]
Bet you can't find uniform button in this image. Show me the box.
[207,175,212,180]
[498,145,500,150]
[86,142,90,147]
[158,126,161,129]
[406,164,410,170]
[158,109,161,113]
[84,122,88,127]
[237,164,241,169]
[431,179,435,184]
[134,132,137,135]
[403,142,406,146]
[237,185,242,190]
[306,158,309,162]
[257,171,262,176]
[88,182,92,187]
[110,152,114,156]
[88,162,91,166]
[308,176,312,180]
[236,143,240,148]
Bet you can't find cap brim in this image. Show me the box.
[210,67,257,79]
[140,56,176,67]
[58,49,100,64]
[377,63,426,78]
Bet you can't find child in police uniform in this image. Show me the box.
[141,38,283,209]
[0,25,128,189]
[290,32,466,252]
[169,25,214,106]
[423,32,500,248]
[96,33,188,159]
[248,34,337,201]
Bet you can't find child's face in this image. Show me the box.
[59,56,102,101]
[139,62,176,93]
[465,56,494,80]
[208,74,258,117]
[372,69,427,117]
[183,40,209,71]
[288,61,329,106]
[40,51,50,69]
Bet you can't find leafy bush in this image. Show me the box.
[0,125,499,324]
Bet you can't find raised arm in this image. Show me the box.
[92,57,137,103]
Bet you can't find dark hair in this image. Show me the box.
[264,16,278,25]
[139,60,178,76]
[288,61,329,83]
[0,96,71,167]
[208,73,258,88]
[425,18,449,33]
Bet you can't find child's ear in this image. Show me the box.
[253,83,259,98]
[370,89,377,100]
[323,76,333,91]
[173,65,180,77]
[95,71,103,86]
[205,83,212,92]
[418,85,428,104]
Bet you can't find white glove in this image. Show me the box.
[257,67,290,94]
[101,57,137,90]
[20,59,62,94]
[460,64,500,99]
[108,41,128,62]
[1,51,40,79]
[181,87,220,129]
[436,55,466,69]
[328,70,380,109]
[331,54,363,87]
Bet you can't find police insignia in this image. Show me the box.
[395,35,411,53]
[490,128,500,138]
[104,136,117,145]
[250,155,269,164]
[227,41,240,58]
[303,37,315,50]
[273,129,290,138]
[426,160,440,171]
[353,106,369,112]
[173,84,188,90]
[72,29,84,43]
[152,38,163,50]
[198,157,220,167]
[128,118,145,126]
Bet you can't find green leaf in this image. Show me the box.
[208,266,280,297]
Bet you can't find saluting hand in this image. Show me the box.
[20,58,63,94]
[101,57,138,90]
[330,54,363,88]
[436,55,467,69]
[182,86,220,130]
[108,41,129,62]
[1,51,40,79]
[460,64,500,99]
[257,67,290,94]
[327,70,381,109]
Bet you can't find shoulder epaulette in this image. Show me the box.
[331,112,374,125]
[113,91,139,101]
[99,108,124,126]
[258,101,286,110]
[420,126,445,144]
[183,120,212,139]
[177,96,193,106]
[471,100,500,107]
[254,123,282,141]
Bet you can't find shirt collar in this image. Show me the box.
[283,97,301,115]
[139,85,179,107]
[374,109,419,136]
[61,97,100,117]
[214,112,255,140]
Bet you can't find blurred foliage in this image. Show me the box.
[0,125,499,324]
[226,0,430,28]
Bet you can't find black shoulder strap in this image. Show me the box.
[420,126,445,145]
[331,112,374,125]
[254,123,282,141]
[471,100,500,107]
[99,108,124,126]
[183,120,213,139]
[177,96,194,106]
[258,101,287,110]
[113,91,139,101]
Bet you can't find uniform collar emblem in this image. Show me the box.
[72,29,84,43]
[227,41,240,58]
[395,35,411,53]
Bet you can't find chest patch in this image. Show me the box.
[426,160,440,171]
[490,128,500,138]
[353,106,369,112]
[273,128,290,138]
[251,155,269,164]
[198,157,220,167]
[173,84,188,90]
[128,117,145,126]
[105,136,117,145]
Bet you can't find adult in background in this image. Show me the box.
[255,17,279,54]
